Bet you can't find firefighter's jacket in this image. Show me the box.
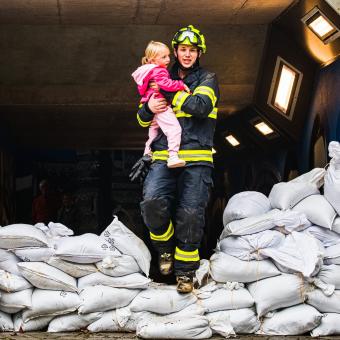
[136,62,220,167]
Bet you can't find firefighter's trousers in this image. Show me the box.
[141,161,212,275]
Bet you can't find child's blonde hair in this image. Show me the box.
[142,41,169,65]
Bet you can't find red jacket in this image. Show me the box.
[131,64,185,103]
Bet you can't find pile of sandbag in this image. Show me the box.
[207,141,340,337]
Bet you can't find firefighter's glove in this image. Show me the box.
[129,154,152,183]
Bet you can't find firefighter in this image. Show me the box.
[131,25,219,293]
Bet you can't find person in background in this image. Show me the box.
[32,179,61,224]
[57,192,82,234]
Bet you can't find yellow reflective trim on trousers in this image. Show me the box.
[174,247,200,262]
[150,221,174,241]
[172,91,190,110]
[152,150,213,162]
[175,107,217,119]
[137,113,151,128]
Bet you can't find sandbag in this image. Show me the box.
[13,313,53,332]
[17,262,77,292]
[136,315,212,339]
[324,141,340,215]
[0,249,21,276]
[78,272,151,289]
[307,225,340,247]
[290,167,325,187]
[261,231,324,278]
[307,288,340,313]
[269,181,319,210]
[55,233,121,263]
[293,194,336,229]
[272,210,311,234]
[199,286,254,313]
[218,230,284,261]
[22,289,80,322]
[311,313,340,337]
[332,216,340,234]
[206,308,260,335]
[257,304,321,335]
[247,274,307,317]
[130,285,197,314]
[0,269,32,292]
[47,257,97,278]
[0,288,33,313]
[0,311,14,331]
[14,247,55,262]
[100,216,151,276]
[223,191,270,226]
[221,209,281,237]
[0,224,49,249]
[48,312,102,332]
[96,254,140,277]
[316,265,340,289]
[79,285,139,314]
[210,252,280,283]
[324,243,340,265]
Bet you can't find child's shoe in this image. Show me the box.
[167,155,186,168]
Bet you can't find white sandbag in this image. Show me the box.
[36,221,74,239]
[0,249,21,276]
[100,216,151,276]
[13,313,53,332]
[22,289,80,321]
[0,288,32,313]
[311,313,340,336]
[247,274,307,317]
[0,311,14,331]
[324,141,340,215]
[272,210,311,234]
[0,224,49,249]
[136,315,212,339]
[324,243,340,265]
[0,269,32,292]
[17,262,77,292]
[223,191,271,226]
[14,247,56,262]
[332,216,340,234]
[218,230,284,261]
[307,288,340,313]
[269,182,319,210]
[199,286,254,313]
[96,254,140,277]
[261,231,324,278]
[210,252,280,283]
[195,259,210,287]
[130,285,197,314]
[290,167,326,187]
[206,308,260,335]
[221,209,281,237]
[55,233,121,263]
[257,304,322,335]
[47,257,97,278]
[78,272,150,289]
[307,225,340,247]
[293,194,336,229]
[48,312,102,332]
[316,264,340,289]
[79,285,139,314]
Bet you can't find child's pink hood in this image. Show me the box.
[131,64,158,86]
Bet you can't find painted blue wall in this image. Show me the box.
[299,58,340,172]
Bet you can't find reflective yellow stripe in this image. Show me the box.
[174,247,200,262]
[193,90,216,106]
[152,149,213,163]
[137,113,151,128]
[175,107,217,119]
[138,103,143,108]
[172,91,190,110]
[150,221,174,241]
[193,86,217,104]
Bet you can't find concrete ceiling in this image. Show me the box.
[0,0,296,25]
[0,0,297,149]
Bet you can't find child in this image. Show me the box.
[132,41,190,168]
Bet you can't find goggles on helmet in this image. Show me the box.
[173,30,202,46]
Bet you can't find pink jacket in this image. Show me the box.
[131,64,185,103]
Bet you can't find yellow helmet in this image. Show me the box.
[171,25,206,53]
